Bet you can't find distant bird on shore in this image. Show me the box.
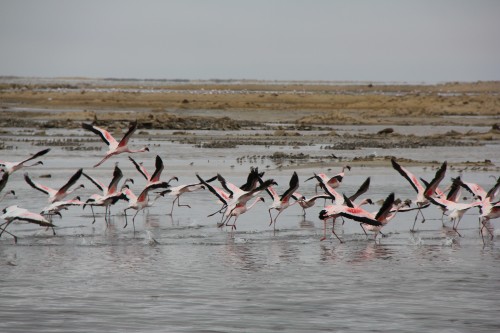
[82,121,149,167]
[0,148,50,175]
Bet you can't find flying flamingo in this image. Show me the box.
[267,171,300,231]
[479,200,499,242]
[0,148,50,175]
[128,155,176,186]
[157,176,217,215]
[223,197,266,230]
[318,195,387,243]
[24,168,85,203]
[41,196,86,218]
[0,205,56,244]
[426,195,482,237]
[196,173,275,228]
[123,181,171,230]
[391,158,446,231]
[348,193,410,240]
[82,165,133,223]
[291,192,333,217]
[82,120,149,167]
[306,165,351,193]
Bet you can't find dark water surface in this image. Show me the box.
[1,128,499,332]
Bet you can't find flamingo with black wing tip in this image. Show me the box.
[267,171,300,231]
[156,177,219,215]
[318,194,389,243]
[0,205,56,244]
[83,164,133,223]
[197,173,275,229]
[306,165,351,193]
[391,158,446,231]
[123,181,171,231]
[24,168,85,204]
[82,120,149,167]
[128,155,177,186]
[0,148,50,175]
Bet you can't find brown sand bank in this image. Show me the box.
[1,79,499,127]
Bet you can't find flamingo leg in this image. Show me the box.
[169,197,177,215]
[272,210,283,231]
[268,208,274,226]
[360,223,368,237]
[0,221,17,243]
[177,196,191,209]
[123,208,130,228]
[320,219,327,241]
[132,210,139,232]
[411,209,420,232]
[0,226,18,244]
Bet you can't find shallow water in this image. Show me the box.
[1,129,499,332]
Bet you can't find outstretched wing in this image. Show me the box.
[391,158,422,194]
[24,172,54,196]
[118,120,138,147]
[82,123,118,148]
[149,155,164,183]
[56,168,83,196]
[129,156,149,180]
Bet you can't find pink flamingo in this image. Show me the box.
[318,194,389,243]
[82,121,149,167]
[123,181,171,230]
[0,148,50,175]
[196,173,275,228]
[0,205,56,243]
[267,172,300,231]
[391,158,446,231]
[128,155,175,186]
[24,168,85,203]
[82,165,133,223]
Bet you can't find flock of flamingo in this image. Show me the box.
[0,120,498,244]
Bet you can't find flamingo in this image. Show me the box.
[24,168,85,203]
[349,193,409,240]
[41,196,86,218]
[129,155,175,186]
[391,158,446,231]
[157,177,217,215]
[267,171,300,231]
[123,181,171,230]
[196,173,275,228]
[318,195,387,243]
[82,120,149,167]
[458,176,500,241]
[222,197,266,230]
[311,177,374,242]
[0,205,56,244]
[0,148,50,175]
[40,196,85,234]
[82,165,133,223]
[426,195,482,237]
[291,192,333,216]
[306,165,351,193]
[479,200,499,242]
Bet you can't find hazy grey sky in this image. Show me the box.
[1,0,499,82]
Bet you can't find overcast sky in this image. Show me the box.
[1,0,499,82]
